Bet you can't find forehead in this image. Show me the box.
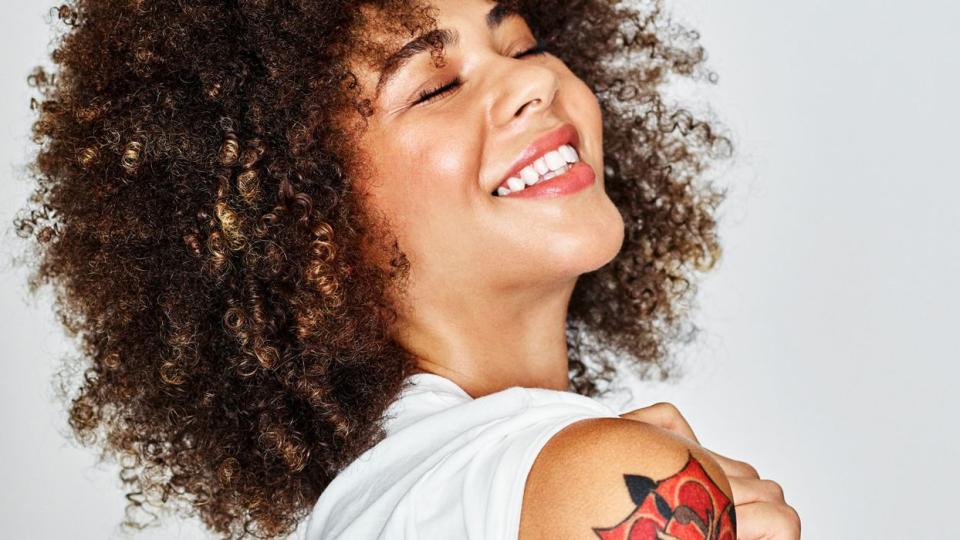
[360,0,500,39]
[350,0,519,75]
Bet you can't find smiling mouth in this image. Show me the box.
[491,142,583,197]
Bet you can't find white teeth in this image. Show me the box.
[533,157,549,175]
[559,144,578,163]
[492,144,582,196]
[544,150,566,171]
[519,166,540,185]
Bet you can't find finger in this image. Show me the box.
[617,405,761,480]
[618,402,700,444]
[701,448,761,480]
[617,404,764,482]
[728,476,786,505]
[734,501,802,540]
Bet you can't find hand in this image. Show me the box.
[619,402,801,540]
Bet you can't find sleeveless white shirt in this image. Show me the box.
[304,372,622,539]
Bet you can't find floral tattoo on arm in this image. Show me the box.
[592,450,737,540]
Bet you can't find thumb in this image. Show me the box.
[618,402,700,445]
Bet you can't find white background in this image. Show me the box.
[2,1,957,538]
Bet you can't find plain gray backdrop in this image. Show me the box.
[2,1,957,538]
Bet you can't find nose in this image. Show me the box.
[489,60,561,128]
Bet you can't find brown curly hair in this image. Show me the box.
[12,0,731,537]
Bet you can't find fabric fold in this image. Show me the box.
[305,373,622,540]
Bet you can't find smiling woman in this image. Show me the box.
[14,0,737,538]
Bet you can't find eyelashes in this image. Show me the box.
[414,77,464,106]
[412,40,550,106]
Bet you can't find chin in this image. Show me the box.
[589,205,626,272]
[551,201,626,276]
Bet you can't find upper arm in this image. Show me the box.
[518,417,736,540]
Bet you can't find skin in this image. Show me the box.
[614,404,802,540]
[19,0,799,536]
[346,2,800,538]
[591,450,736,539]
[347,0,625,398]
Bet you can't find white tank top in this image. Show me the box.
[304,372,622,539]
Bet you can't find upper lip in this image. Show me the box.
[492,123,581,192]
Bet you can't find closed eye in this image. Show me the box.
[412,40,550,106]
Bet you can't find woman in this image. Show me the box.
[15,0,799,538]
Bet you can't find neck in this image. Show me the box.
[399,280,575,399]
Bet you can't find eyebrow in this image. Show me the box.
[374,3,523,98]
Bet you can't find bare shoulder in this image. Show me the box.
[519,417,736,540]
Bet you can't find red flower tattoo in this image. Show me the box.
[592,450,736,540]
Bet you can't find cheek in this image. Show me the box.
[363,115,485,245]
[565,77,603,149]
[566,69,601,115]
[387,116,485,204]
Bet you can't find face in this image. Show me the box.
[347,0,624,308]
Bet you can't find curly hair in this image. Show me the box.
[12,0,731,537]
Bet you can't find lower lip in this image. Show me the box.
[497,161,595,199]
